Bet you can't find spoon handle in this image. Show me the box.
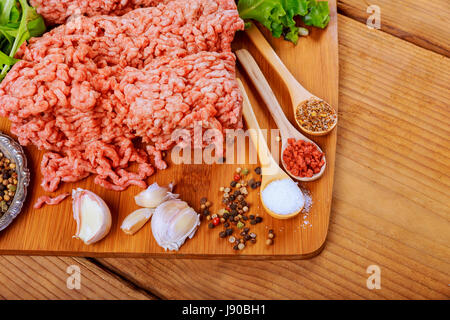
[245,26,312,104]
[237,79,279,176]
[236,49,304,140]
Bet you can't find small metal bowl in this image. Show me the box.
[0,133,30,231]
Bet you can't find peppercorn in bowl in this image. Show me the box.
[0,133,30,231]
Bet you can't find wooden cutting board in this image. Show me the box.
[0,1,338,258]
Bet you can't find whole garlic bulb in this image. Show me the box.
[72,188,112,245]
[135,182,178,208]
[151,200,200,251]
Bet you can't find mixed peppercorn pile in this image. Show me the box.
[0,152,18,216]
[201,167,275,251]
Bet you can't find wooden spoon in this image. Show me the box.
[236,49,326,182]
[237,79,303,220]
[245,25,337,136]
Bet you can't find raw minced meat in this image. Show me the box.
[34,193,70,209]
[30,0,242,25]
[123,52,242,147]
[30,0,166,24]
[23,0,242,66]
[0,0,243,193]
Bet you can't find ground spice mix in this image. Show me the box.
[295,98,337,133]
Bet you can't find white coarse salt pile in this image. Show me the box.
[261,179,305,215]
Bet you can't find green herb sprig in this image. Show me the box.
[238,0,330,44]
[0,0,46,81]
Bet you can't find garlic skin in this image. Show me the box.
[121,208,154,235]
[134,182,178,208]
[72,188,112,245]
[151,200,200,251]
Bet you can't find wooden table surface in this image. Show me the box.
[0,0,448,300]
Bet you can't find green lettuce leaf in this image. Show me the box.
[280,0,309,43]
[303,0,330,28]
[238,0,330,44]
[0,0,46,80]
[238,0,286,38]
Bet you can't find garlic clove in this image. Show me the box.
[171,207,199,241]
[134,182,178,208]
[72,188,112,245]
[155,199,187,220]
[121,208,154,235]
[151,200,200,251]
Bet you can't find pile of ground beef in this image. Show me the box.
[0,0,243,192]
[30,0,166,25]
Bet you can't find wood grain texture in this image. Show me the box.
[0,3,449,301]
[0,2,339,257]
[0,256,151,299]
[337,0,450,56]
[95,15,450,300]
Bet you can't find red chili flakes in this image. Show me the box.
[282,138,325,177]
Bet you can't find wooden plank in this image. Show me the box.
[0,256,152,299]
[338,0,450,56]
[95,15,450,299]
[0,1,339,258]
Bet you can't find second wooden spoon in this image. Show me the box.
[236,49,326,182]
[237,79,303,220]
[245,25,337,136]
